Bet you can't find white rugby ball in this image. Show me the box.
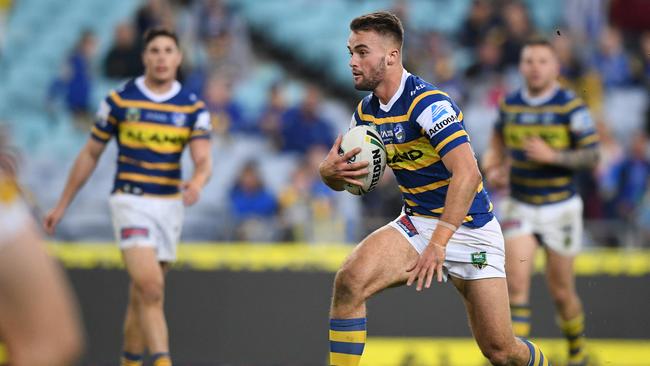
[339,125,387,195]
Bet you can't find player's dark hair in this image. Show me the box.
[350,11,404,48]
[142,27,179,49]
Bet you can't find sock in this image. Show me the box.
[511,303,532,338]
[151,352,172,366]
[521,338,551,366]
[559,313,587,365]
[120,351,143,366]
[329,318,366,366]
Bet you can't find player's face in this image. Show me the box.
[519,45,559,93]
[347,30,390,91]
[142,36,182,84]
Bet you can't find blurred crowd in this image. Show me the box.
[15,0,650,245]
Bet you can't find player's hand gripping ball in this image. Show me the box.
[339,125,387,195]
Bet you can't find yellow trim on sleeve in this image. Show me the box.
[434,130,468,153]
[91,126,111,140]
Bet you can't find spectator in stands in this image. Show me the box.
[258,82,288,150]
[613,132,650,222]
[465,33,504,82]
[278,146,339,242]
[498,1,535,68]
[203,73,247,136]
[592,26,633,88]
[594,119,625,219]
[553,29,604,114]
[459,0,500,49]
[634,31,650,89]
[135,0,174,36]
[279,85,334,154]
[104,22,143,80]
[48,30,97,130]
[229,160,278,241]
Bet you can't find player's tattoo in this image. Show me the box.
[553,147,599,169]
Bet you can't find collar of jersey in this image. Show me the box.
[135,76,182,103]
[378,69,410,112]
[521,82,560,106]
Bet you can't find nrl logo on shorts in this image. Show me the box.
[471,251,488,270]
[126,107,140,122]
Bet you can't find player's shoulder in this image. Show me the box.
[501,89,524,107]
[556,87,585,106]
[405,74,451,104]
[106,78,137,103]
[174,83,206,108]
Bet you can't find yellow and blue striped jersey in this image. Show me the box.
[352,70,493,228]
[91,77,211,197]
[495,86,599,205]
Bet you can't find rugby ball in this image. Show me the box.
[339,125,387,195]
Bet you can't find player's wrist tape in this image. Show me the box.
[437,220,458,233]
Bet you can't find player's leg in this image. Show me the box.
[452,276,550,366]
[541,197,587,366]
[545,249,586,366]
[0,223,83,366]
[122,247,171,365]
[329,225,419,366]
[505,234,538,338]
[122,283,146,366]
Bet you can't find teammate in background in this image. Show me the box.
[483,39,599,366]
[319,12,551,366]
[0,132,83,366]
[44,28,212,366]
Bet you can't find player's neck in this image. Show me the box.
[143,76,176,95]
[525,81,558,99]
[374,67,404,105]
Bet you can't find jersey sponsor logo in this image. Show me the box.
[119,122,190,153]
[409,83,426,96]
[396,215,418,237]
[471,251,488,270]
[389,149,423,164]
[394,124,406,143]
[121,227,149,240]
[427,101,457,138]
[144,111,168,123]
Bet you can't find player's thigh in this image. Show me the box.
[0,224,81,350]
[336,225,419,296]
[505,234,538,287]
[451,277,516,353]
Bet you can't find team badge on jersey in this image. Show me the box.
[126,107,141,122]
[393,124,406,143]
[171,112,187,127]
[471,251,488,270]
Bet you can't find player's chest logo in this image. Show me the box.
[379,128,394,144]
[126,107,140,122]
[520,113,538,124]
[541,112,555,124]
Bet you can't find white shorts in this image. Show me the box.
[108,194,184,262]
[499,195,583,256]
[0,195,31,248]
[389,213,506,280]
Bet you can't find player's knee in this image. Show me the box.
[333,266,364,304]
[134,278,164,305]
[480,342,514,366]
[549,283,574,305]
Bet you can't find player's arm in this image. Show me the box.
[524,106,600,169]
[182,138,212,206]
[43,138,107,234]
[482,130,510,189]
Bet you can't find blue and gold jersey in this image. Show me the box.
[495,86,599,205]
[91,77,211,197]
[352,70,493,228]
